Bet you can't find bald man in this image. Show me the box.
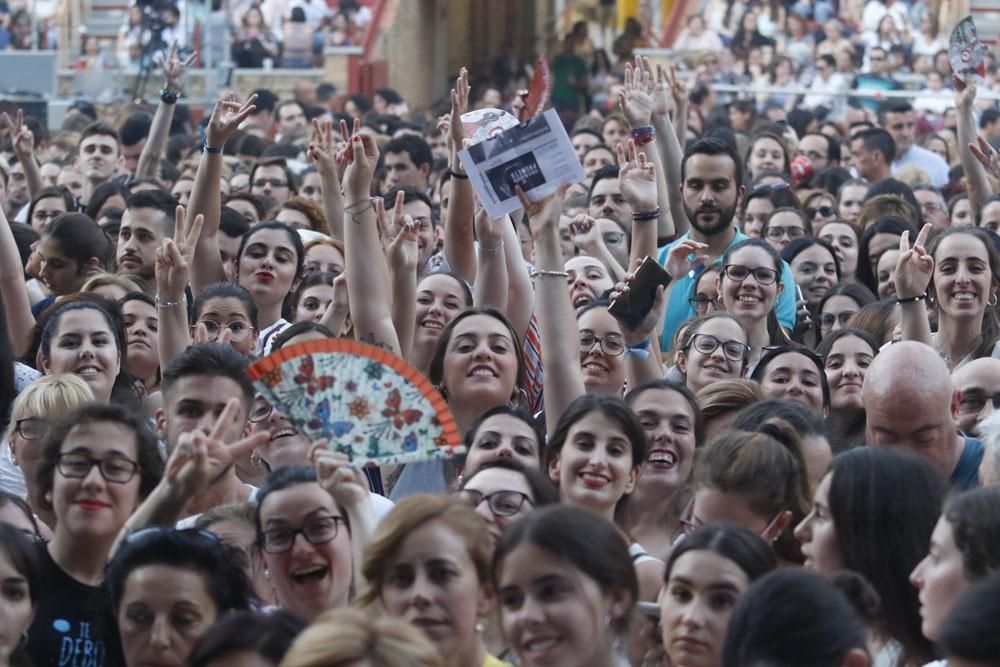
[951,358,1000,437]
[863,341,984,489]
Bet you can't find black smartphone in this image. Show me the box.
[608,256,672,332]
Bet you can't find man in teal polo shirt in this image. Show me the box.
[657,137,797,350]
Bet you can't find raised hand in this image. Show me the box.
[663,239,709,279]
[387,216,419,271]
[308,117,340,180]
[569,214,603,255]
[955,75,976,110]
[311,443,372,510]
[341,119,380,198]
[2,109,34,160]
[155,206,202,300]
[518,183,570,239]
[651,60,673,117]
[375,191,404,248]
[474,206,506,251]
[167,399,270,499]
[320,273,350,335]
[205,93,257,149]
[158,40,196,92]
[449,67,471,153]
[617,139,657,212]
[969,135,1000,180]
[609,270,668,342]
[619,57,655,128]
[666,63,688,116]
[894,223,934,299]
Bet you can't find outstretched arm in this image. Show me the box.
[307,118,345,241]
[894,224,934,345]
[0,204,34,355]
[956,79,994,209]
[442,68,477,283]
[155,207,201,370]
[524,185,586,435]
[501,209,535,342]
[136,43,195,180]
[190,94,257,295]
[384,194,419,359]
[342,121,401,354]
[472,207,509,311]
[650,65,690,238]
[3,110,41,200]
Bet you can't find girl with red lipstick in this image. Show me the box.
[660,524,776,667]
[27,403,163,667]
[360,495,510,667]
[235,221,304,356]
[895,225,1000,371]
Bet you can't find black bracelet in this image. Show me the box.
[160,87,179,104]
[632,207,661,222]
[896,293,928,304]
[448,168,469,180]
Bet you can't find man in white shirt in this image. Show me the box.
[880,100,950,187]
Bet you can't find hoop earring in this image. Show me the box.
[990,292,998,307]
[511,386,529,408]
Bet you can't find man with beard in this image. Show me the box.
[117,189,176,283]
[656,138,798,350]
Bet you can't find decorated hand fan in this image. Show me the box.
[248,339,462,466]
[950,17,990,84]
[517,55,551,122]
[461,108,520,145]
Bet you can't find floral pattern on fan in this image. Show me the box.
[247,339,463,466]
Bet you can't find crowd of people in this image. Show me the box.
[1,0,1000,666]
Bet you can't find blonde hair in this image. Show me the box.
[893,165,931,187]
[695,378,765,424]
[4,374,94,443]
[358,494,491,607]
[279,608,443,667]
[80,272,144,296]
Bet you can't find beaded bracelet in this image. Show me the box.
[632,207,661,222]
[630,125,656,146]
[896,293,927,304]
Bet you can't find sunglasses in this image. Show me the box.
[806,206,836,219]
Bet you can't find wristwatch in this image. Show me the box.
[160,88,179,104]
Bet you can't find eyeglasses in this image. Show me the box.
[32,210,64,222]
[579,332,626,356]
[258,514,345,554]
[721,264,779,285]
[687,333,750,362]
[820,311,856,329]
[252,178,289,189]
[15,418,46,440]
[453,489,533,517]
[249,399,281,423]
[958,391,1000,414]
[57,452,139,484]
[765,226,806,240]
[920,202,945,215]
[688,295,720,312]
[805,206,836,219]
[198,320,254,342]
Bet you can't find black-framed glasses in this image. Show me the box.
[722,264,779,285]
[258,515,345,554]
[820,311,856,329]
[252,178,289,189]
[579,332,626,356]
[806,206,836,219]
[688,333,749,362]
[57,452,139,484]
[198,320,254,342]
[958,391,1000,413]
[688,295,720,312]
[454,489,533,516]
[765,226,806,240]
[15,418,46,440]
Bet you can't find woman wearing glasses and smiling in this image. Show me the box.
[26,402,163,667]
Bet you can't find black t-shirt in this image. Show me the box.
[25,543,115,667]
